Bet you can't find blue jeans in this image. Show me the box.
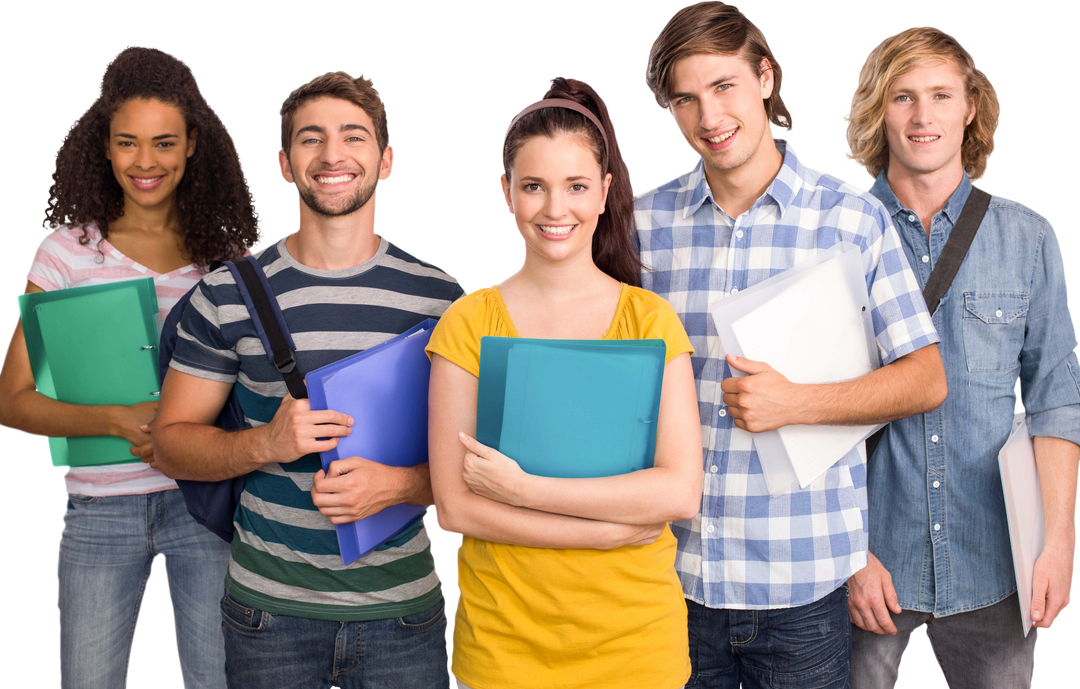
[220,592,450,689]
[686,585,851,689]
[59,489,231,689]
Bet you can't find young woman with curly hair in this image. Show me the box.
[0,47,258,689]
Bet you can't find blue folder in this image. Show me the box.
[305,319,437,565]
[477,337,667,478]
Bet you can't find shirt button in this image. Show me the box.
[934,523,941,532]
[933,480,941,488]
[908,214,917,223]
[996,309,1003,317]
[736,230,744,239]
[710,465,718,473]
[922,255,930,263]
[731,287,739,294]
[718,408,727,417]
[931,434,939,443]
[706,524,716,533]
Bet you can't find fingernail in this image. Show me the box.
[348,417,354,425]
[458,432,468,440]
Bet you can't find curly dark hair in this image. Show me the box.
[44,47,258,265]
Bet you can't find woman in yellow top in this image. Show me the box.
[426,78,703,689]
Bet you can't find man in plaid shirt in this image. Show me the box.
[635,4,947,686]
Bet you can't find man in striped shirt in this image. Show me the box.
[153,73,462,689]
[635,3,947,687]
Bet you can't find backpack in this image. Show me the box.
[158,255,307,542]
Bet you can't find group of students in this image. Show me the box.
[0,2,1077,689]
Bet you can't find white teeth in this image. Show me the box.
[910,136,940,142]
[706,128,738,144]
[539,225,574,236]
[315,174,353,184]
[133,177,162,183]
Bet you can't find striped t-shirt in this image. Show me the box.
[170,236,464,620]
[27,224,205,497]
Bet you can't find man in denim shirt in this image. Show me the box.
[846,28,1080,688]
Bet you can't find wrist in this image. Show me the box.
[101,404,125,437]
[791,384,821,425]
[248,425,276,467]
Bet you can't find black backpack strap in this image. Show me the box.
[231,257,308,400]
[866,186,991,461]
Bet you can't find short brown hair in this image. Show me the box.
[847,28,999,180]
[279,72,389,154]
[646,1,791,129]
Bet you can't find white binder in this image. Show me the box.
[998,412,1044,637]
[711,243,883,496]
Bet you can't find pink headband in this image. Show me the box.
[505,98,610,160]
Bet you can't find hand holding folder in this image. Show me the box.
[477,337,666,479]
[305,319,437,565]
[18,278,161,467]
[711,244,882,495]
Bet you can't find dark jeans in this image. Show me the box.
[686,585,851,689]
[221,591,449,689]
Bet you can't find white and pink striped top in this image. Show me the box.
[27,224,207,496]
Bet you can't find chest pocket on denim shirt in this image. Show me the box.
[962,292,1028,372]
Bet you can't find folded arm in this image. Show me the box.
[0,282,159,460]
[428,354,667,549]
[460,352,702,524]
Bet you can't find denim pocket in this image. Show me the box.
[67,494,99,506]
[220,593,269,634]
[962,292,1028,372]
[394,598,446,632]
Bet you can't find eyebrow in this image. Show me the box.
[294,123,372,140]
[519,175,594,182]
[115,133,180,140]
[669,75,738,100]
[893,85,958,94]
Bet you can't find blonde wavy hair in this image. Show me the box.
[847,28,999,180]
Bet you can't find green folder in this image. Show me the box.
[477,337,666,478]
[19,278,161,466]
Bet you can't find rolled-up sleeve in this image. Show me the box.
[1021,221,1080,445]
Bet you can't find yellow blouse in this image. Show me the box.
[426,284,694,689]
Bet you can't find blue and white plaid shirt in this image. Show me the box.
[634,142,939,610]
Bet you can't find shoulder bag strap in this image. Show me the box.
[865,186,991,461]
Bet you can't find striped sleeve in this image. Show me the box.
[170,279,241,383]
[27,230,75,291]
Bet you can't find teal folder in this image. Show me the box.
[477,337,666,478]
[19,278,161,467]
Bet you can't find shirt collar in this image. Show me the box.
[870,168,973,226]
[681,139,802,219]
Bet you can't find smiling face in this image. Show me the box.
[884,59,975,181]
[106,98,195,213]
[279,96,391,217]
[668,52,775,179]
[501,132,611,267]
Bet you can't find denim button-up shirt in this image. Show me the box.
[868,171,1080,615]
